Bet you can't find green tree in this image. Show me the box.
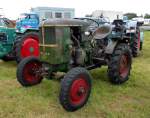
[124,13,137,20]
[144,13,150,18]
[85,14,92,17]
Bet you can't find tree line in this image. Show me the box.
[124,13,150,19]
[85,13,150,19]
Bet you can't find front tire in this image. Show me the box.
[59,67,92,112]
[108,43,132,84]
[17,56,43,87]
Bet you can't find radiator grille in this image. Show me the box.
[0,33,7,42]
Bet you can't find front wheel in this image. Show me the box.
[59,67,92,112]
[108,43,132,84]
[17,56,43,87]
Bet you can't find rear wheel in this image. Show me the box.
[59,67,92,111]
[132,31,140,57]
[140,42,143,50]
[17,56,43,87]
[14,32,40,63]
[108,43,132,84]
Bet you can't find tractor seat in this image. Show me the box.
[93,24,112,39]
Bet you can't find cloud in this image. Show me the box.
[0,0,149,19]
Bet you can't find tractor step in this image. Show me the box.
[86,63,102,70]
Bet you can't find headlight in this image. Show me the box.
[16,29,19,32]
[126,29,136,33]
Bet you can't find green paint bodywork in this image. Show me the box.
[0,23,16,58]
[40,27,71,65]
[0,18,39,59]
[38,19,90,72]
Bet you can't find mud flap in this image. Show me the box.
[105,40,118,54]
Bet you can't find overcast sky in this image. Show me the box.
[0,0,150,19]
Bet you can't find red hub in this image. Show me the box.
[21,37,39,58]
[69,77,89,106]
[119,54,129,78]
[23,61,42,84]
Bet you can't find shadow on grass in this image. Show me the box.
[0,60,17,67]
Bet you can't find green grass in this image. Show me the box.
[0,32,150,118]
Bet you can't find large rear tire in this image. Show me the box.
[17,56,43,87]
[140,42,143,51]
[14,32,40,63]
[108,43,132,84]
[59,67,92,112]
[132,31,140,57]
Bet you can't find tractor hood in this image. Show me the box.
[40,19,90,28]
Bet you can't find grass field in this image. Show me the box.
[0,32,150,118]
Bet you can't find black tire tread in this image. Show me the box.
[14,32,39,63]
[108,43,132,84]
[59,67,92,112]
[132,31,140,57]
[17,56,42,87]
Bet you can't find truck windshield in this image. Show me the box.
[19,14,29,20]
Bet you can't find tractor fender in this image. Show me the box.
[105,40,118,54]
[105,39,130,54]
[17,28,39,34]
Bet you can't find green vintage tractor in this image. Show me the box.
[0,16,40,62]
[17,19,132,111]
[0,17,16,61]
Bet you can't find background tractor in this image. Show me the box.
[16,13,39,34]
[123,17,144,57]
[14,13,40,62]
[17,19,132,111]
[0,14,40,63]
[0,17,16,61]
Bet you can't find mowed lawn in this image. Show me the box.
[0,32,150,118]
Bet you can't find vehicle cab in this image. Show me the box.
[16,13,39,33]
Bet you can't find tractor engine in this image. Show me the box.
[70,27,86,66]
[91,38,108,58]
[70,27,109,66]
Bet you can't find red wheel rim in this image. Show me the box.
[21,37,39,58]
[119,54,130,79]
[23,61,42,84]
[69,76,89,106]
[138,32,141,49]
